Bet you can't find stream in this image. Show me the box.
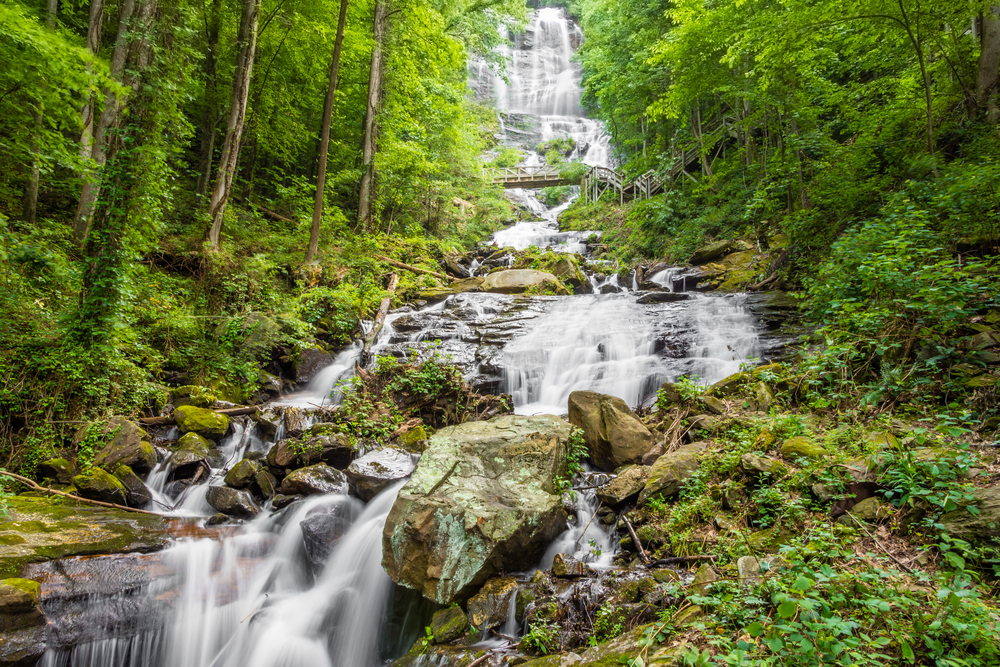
[34,9,792,667]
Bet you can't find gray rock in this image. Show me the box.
[382,414,570,604]
[568,390,654,472]
[636,292,690,304]
[296,348,334,384]
[596,466,650,507]
[252,409,282,436]
[701,396,726,415]
[639,442,708,505]
[737,556,764,585]
[467,576,519,630]
[346,447,416,501]
[272,494,301,510]
[300,506,352,571]
[552,553,587,577]
[113,465,152,507]
[740,453,786,477]
[481,269,565,294]
[206,486,260,519]
[939,486,1000,541]
[279,464,350,496]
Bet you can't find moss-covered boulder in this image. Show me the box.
[708,372,747,397]
[428,605,468,645]
[780,436,826,460]
[740,453,786,477]
[639,442,708,505]
[177,431,214,453]
[224,459,260,489]
[169,385,217,407]
[72,468,129,505]
[568,390,654,472]
[76,417,156,473]
[688,239,734,265]
[113,465,152,507]
[205,486,260,519]
[0,577,45,666]
[0,496,169,579]
[37,458,75,485]
[939,486,1000,541]
[382,414,570,605]
[278,464,350,496]
[173,405,229,440]
[397,424,429,452]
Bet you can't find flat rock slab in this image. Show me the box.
[0,496,170,579]
[382,414,570,605]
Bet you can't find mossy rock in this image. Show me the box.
[173,405,229,440]
[76,417,156,473]
[0,578,40,612]
[170,385,217,407]
[397,424,429,452]
[867,431,899,449]
[428,605,468,644]
[747,526,791,553]
[37,458,75,485]
[708,372,747,397]
[72,468,129,506]
[224,459,260,489]
[177,431,213,455]
[0,496,169,578]
[780,436,826,460]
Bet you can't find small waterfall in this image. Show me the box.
[684,294,762,385]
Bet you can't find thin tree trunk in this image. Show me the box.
[206,0,262,251]
[79,0,105,160]
[73,0,139,244]
[978,6,1000,124]
[305,0,350,263]
[21,0,58,225]
[357,0,389,229]
[196,0,224,196]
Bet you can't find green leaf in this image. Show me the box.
[900,641,915,662]
[747,622,765,637]
[777,599,798,619]
[792,576,814,592]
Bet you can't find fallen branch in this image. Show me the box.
[362,273,399,360]
[574,501,603,550]
[845,510,914,574]
[749,271,779,291]
[0,471,160,516]
[373,253,454,282]
[258,207,294,223]
[647,554,717,567]
[622,513,651,565]
[465,655,491,667]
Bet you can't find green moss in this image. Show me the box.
[173,405,229,440]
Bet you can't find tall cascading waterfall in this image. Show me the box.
[471,7,611,252]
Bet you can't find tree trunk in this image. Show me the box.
[21,0,58,225]
[978,6,1000,124]
[79,0,105,160]
[73,0,139,244]
[206,0,262,251]
[196,0,224,196]
[77,0,159,345]
[305,0,350,263]
[357,0,389,230]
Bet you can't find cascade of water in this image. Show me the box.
[683,293,762,385]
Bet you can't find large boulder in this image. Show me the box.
[205,486,260,519]
[299,505,352,571]
[224,459,259,489]
[939,486,1000,541]
[346,447,416,501]
[173,405,229,440]
[639,442,708,505]
[596,466,650,507]
[113,465,152,507]
[567,391,654,471]
[37,458,75,485]
[76,418,156,473]
[296,347,334,384]
[688,240,734,265]
[481,269,565,295]
[72,468,129,505]
[382,414,570,605]
[278,464,350,496]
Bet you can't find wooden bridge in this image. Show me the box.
[482,164,665,204]
[483,117,735,204]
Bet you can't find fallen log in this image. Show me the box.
[622,513,651,565]
[373,254,454,282]
[138,405,257,426]
[0,471,161,516]
[647,554,717,567]
[361,272,399,363]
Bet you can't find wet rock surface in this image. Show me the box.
[346,447,416,501]
[382,414,570,604]
[569,391,654,471]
